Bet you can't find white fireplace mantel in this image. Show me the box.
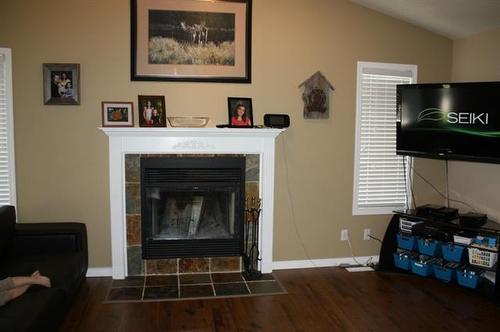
[100,127,285,279]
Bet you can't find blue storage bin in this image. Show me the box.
[442,243,466,262]
[411,256,437,277]
[457,267,482,289]
[417,238,442,257]
[393,251,412,270]
[433,262,458,283]
[397,233,417,251]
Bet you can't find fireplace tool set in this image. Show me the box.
[243,197,262,278]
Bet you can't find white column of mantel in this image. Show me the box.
[100,128,285,279]
[260,137,277,273]
[108,136,127,279]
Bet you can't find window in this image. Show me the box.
[353,62,417,215]
[0,48,16,206]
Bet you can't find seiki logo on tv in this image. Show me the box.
[417,108,489,125]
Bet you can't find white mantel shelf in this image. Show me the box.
[99,127,285,138]
[100,126,286,279]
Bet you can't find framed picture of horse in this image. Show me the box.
[131,0,252,83]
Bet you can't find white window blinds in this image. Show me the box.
[353,62,416,215]
[0,48,16,206]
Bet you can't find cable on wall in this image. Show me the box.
[445,160,450,208]
[280,136,318,268]
[408,161,476,212]
[405,156,417,209]
[281,136,382,268]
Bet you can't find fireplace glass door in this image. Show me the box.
[141,157,245,259]
[147,186,237,241]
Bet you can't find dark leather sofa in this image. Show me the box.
[0,205,88,332]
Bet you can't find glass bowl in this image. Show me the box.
[167,117,209,128]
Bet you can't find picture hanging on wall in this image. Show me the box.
[43,63,80,105]
[299,71,335,119]
[131,0,252,83]
[138,95,166,127]
[101,102,134,127]
[227,97,253,127]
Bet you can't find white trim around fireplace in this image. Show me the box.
[100,127,285,279]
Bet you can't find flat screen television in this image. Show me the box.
[396,81,500,164]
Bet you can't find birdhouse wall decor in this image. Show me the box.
[299,71,335,119]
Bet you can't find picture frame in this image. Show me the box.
[228,97,253,127]
[138,95,167,127]
[131,0,252,83]
[101,102,134,127]
[43,63,80,105]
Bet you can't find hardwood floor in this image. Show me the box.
[60,268,500,331]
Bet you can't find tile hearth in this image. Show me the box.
[105,273,285,303]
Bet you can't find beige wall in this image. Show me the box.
[0,0,452,268]
[450,27,500,222]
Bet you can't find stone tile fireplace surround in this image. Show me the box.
[100,128,285,279]
[125,153,258,276]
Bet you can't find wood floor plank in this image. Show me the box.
[60,268,500,332]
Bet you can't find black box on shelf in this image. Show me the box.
[459,212,488,227]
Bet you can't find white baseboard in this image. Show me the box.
[272,256,379,270]
[85,257,378,277]
[86,267,113,277]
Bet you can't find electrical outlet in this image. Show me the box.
[341,229,349,241]
[363,229,371,241]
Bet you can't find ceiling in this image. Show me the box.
[351,0,500,40]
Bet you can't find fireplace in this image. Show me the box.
[100,127,284,278]
[141,156,245,259]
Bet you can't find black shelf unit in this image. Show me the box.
[378,210,500,299]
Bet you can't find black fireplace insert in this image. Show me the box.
[141,157,245,259]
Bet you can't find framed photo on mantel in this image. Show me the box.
[131,0,252,83]
[138,95,166,127]
[101,102,134,127]
[228,97,253,127]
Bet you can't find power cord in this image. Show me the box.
[445,160,450,208]
[346,237,364,266]
[344,232,381,268]
[281,136,382,269]
[368,234,383,244]
[404,156,417,209]
[408,161,477,212]
[281,137,318,268]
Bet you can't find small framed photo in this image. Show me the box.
[228,97,253,127]
[138,95,166,127]
[101,102,134,127]
[43,63,80,105]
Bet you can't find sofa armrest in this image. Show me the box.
[11,223,88,266]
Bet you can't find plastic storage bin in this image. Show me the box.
[397,233,418,251]
[417,238,442,257]
[393,250,417,271]
[399,217,423,234]
[453,233,474,246]
[468,247,498,269]
[433,261,459,283]
[442,243,466,263]
[457,266,483,289]
[411,256,438,277]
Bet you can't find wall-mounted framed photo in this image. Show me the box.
[138,95,166,127]
[131,0,252,83]
[228,97,253,127]
[101,102,134,127]
[43,63,80,105]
